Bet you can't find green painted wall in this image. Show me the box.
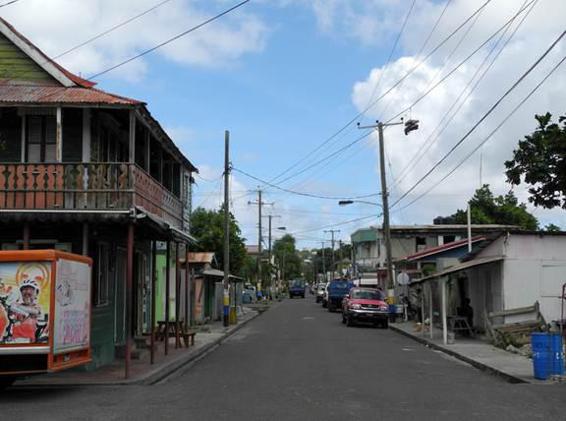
[0,33,59,84]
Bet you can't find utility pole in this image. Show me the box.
[321,241,326,282]
[248,190,273,294]
[358,119,419,289]
[223,130,230,327]
[338,239,343,277]
[324,229,340,280]
[263,214,281,264]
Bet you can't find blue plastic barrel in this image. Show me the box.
[531,333,564,380]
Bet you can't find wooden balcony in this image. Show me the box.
[0,162,183,228]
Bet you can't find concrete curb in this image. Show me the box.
[389,324,528,384]
[13,309,265,389]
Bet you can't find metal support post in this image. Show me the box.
[125,223,134,379]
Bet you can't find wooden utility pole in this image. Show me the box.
[324,229,340,280]
[248,191,273,292]
[358,119,418,288]
[223,130,230,327]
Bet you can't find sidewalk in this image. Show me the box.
[13,306,263,388]
[390,321,548,384]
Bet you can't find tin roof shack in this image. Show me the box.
[411,231,566,346]
[0,18,198,376]
[351,225,517,287]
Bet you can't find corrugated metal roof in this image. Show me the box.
[0,85,142,105]
[411,256,504,284]
[187,252,215,264]
[402,236,486,262]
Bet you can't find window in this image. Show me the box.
[26,115,56,162]
[416,236,426,252]
[0,109,22,162]
[94,243,110,306]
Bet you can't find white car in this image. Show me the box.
[316,283,327,303]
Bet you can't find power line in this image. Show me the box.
[232,167,380,201]
[289,214,381,236]
[0,0,22,8]
[397,53,566,211]
[275,1,451,192]
[391,29,566,208]
[265,0,493,187]
[88,0,251,80]
[53,0,176,60]
[384,0,537,125]
[394,0,537,185]
[364,0,417,111]
[277,0,524,189]
[274,131,374,186]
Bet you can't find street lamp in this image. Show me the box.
[338,200,382,207]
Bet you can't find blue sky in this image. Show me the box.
[4,0,566,248]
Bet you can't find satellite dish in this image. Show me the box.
[397,272,410,286]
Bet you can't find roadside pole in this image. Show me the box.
[223,130,230,327]
[357,119,419,291]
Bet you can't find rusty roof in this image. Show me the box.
[0,85,142,106]
[187,252,215,264]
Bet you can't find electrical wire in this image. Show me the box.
[384,0,537,125]
[289,214,381,236]
[397,53,566,211]
[0,0,21,8]
[265,0,494,187]
[391,30,566,208]
[275,0,527,189]
[394,0,537,186]
[232,168,380,201]
[88,0,251,80]
[53,0,176,60]
[364,0,417,111]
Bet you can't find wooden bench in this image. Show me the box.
[485,301,546,347]
[156,321,197,348]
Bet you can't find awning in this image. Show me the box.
[410,256,504,285]
[135,206,197,244]
[202,269,245,282]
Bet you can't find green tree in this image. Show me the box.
[505,113,566,209]
[272,234,302,281]
[189,206,248,275]
[544,223,561,232]
[434,185,538,230]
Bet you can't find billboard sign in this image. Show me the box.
[54,258,91,354]
[0,261,51,345]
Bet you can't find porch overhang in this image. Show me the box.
[410,256,504,285]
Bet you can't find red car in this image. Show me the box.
[342,287,389,328]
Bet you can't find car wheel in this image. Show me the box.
[322,302,327,308]
[328,304,334,312]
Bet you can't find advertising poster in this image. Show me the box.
[54,259,91,354]
[0,261,51,344]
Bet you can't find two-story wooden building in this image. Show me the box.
[0,18,197,374]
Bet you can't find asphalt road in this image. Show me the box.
[2,297,566,420]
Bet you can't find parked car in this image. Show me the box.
[326,279,354,312]
[342,287,389,328]
[316,283,326,303]
[289,279,306,298]
[321,283,330,308]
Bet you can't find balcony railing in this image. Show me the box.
[0,162,183,228]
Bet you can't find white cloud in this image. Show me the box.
[1,0,268,81]
[349,0,566,228]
